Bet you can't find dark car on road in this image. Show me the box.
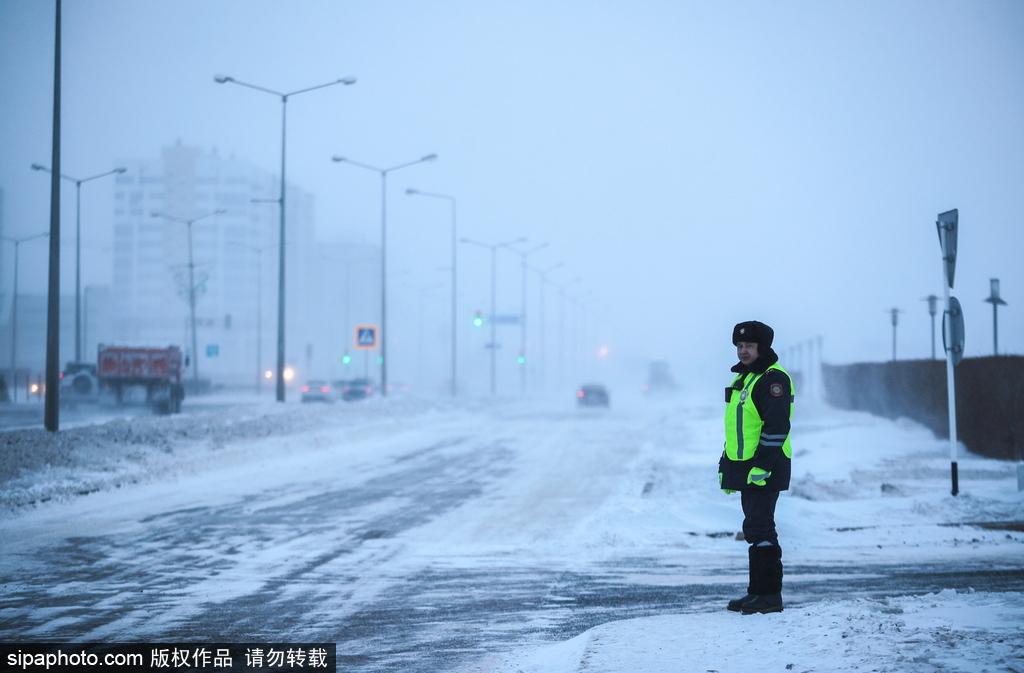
[341,378,374,402]
[577,383,610,407]
[301,380,334,403]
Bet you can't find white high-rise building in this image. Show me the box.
[111,142,317,388]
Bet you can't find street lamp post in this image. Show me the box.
[31,163,125,362]
[241,243,275,393]
[984,279,1008,356]
[888,307,903,361]
[508,242,548,395]
[43,0,61,432]
[460,236,526,395]
[2,232,49,403]
[923,295,939,359]
[530,262,563,392]
[406,188,458,397]
[151,210,225,388]
[216,74,356,402]
[551,276,581,392]
[331,154,437,397]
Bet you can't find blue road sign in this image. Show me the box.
[354,324,378,350]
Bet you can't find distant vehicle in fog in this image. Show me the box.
[644,360,677,394]
[577,383,610,407]
[60,361,98,402]
[301,380,334,403]
[97,345,185,414]
[341,378,374,402]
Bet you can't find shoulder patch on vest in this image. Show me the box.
[769,382,784,397]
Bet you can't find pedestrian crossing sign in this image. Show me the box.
[354,324,378,350]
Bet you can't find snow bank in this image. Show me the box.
[0,395,447,513]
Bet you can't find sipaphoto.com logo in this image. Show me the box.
[7,647,143,671]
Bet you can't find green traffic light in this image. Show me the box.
[516,355,526,366]
[473,315,484,328]
[341,353,352,365]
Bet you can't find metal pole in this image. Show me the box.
[256,249,262,393]
[450,201,457,397]
[930,312,937,359]
[83,286,88,359]
[406,189,457,396]
[187,221,199,386]
[44,0,62,432]
[276,97,287,402]
[10,241,19,404]
[561,286,569,391]
[993,302,998,356]
[539,275,546,391]
[891,309,898,361]
[344,263,351,374]
[520,254,527,395]
[490,245,497,395]
[74,180,81,361]
[942,263,959,496]
[381,171,388,396]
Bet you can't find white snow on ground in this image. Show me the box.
[484,590,1024,673]
[1,390,1022,671]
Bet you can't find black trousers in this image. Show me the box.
[741,489,780,546]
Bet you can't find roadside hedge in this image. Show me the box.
[822,356,1024,461]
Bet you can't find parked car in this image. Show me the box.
[341,378,374,402]
[577,383,610,407]
[301,379,334,403]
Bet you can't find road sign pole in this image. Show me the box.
[942,264,958,496]
[937,209,959,496]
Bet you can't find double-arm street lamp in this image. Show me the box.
[216,73,356,402]
[460,236,526,395]
[332,154,437,396]
[151,210,225,387]
[30,163,125,362]
[405,188,458,397]
[2,232,49,403]
[507,242,549,395]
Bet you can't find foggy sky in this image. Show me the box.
[1,0,1022,388]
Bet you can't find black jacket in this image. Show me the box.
[718,348,793,491]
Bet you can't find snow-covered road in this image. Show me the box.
[1,393,1022,672]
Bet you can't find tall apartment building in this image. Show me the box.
[112,142,318,387]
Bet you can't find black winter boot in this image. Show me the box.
[741,544,784,615]
[727,545,756,611]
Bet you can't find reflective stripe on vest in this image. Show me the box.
[723,363,794,462]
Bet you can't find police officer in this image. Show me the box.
[719,320,793,614]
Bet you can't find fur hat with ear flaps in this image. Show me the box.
[732,320,774,349]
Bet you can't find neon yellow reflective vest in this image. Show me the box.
[723,363,794,462]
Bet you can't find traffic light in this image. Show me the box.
[341,353,352,366]
[516,353,526,366]
[472,310,484,328]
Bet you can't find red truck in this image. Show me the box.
[97,345,186,414]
